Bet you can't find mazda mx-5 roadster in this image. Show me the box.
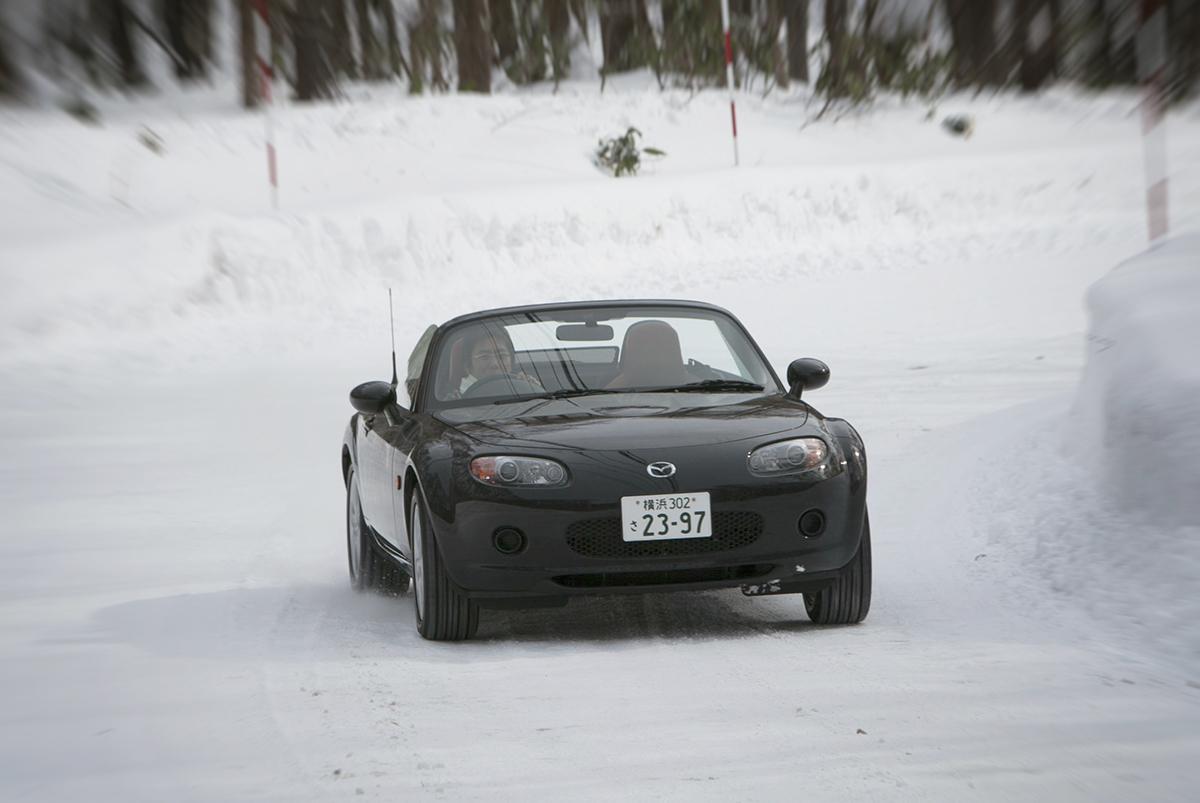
[341,299,870,640]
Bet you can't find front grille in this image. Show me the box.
[565,511,764,559]
[552,564,773,588]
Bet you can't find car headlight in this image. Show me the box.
[747,438,834,478]
[469,456,569,487]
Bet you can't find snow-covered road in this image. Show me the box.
[2,86,1198,801]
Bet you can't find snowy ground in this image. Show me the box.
[2,83,1199,801]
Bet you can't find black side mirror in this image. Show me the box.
[786,358,830,399]
[350,381,396,414]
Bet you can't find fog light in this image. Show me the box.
[493,527,526,554]
[798,510,826,537]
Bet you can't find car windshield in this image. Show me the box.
[427,305,779,408]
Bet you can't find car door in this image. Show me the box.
[373,324,439,553]
[357,409,394,542]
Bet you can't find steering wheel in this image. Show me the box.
[460,373,541,399]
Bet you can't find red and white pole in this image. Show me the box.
[1137,0,1168,242]
[719,0,739,167]
[254,0,278,210]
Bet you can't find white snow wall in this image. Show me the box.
[1072,233,1200,526]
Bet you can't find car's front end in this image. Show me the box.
[417,397,868,605]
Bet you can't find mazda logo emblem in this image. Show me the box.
[646,461,676,478]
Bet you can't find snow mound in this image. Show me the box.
[1072,234,1200,525]
[964,236,1200,669]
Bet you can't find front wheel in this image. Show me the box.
[805,511,872,625]
[411,492,479,641]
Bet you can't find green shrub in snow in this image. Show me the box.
[594,127,665,178]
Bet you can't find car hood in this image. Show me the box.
[434,393,812,451]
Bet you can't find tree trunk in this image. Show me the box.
[822,0,848,96]
[1016,0,1059,91]
[944,0,969,85]
[525,9,549,84]
[102,0,146,87]
[659,0,723,85]
[491,0,518,70]
[547,0,571,84]
[764,0,788,89]
[569,0,588,39]
[329,0,354,77]
[0,20,21,97]
[162,0,208,80]
[1168,0,1200,100]
[379,0,404,78]
[599,0,651,74]
[785,0,808,83]
[190,0,214,75]
[239,0,259,107]
[452,0,490,93]
[944,0,1000,87]
[200,0,215,67]
[355,0,381,79]
[864,0,880,33]
[407,0,446,92]
[659,0,681,71]
[1084,0,1112,86]
[423,0,448,90]
[292,0,336,101]
[407,19,425,92]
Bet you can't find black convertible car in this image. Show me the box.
[342,300,870,640]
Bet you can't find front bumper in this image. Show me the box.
[430,470,866,600]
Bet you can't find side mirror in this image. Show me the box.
[350,381,396,414]
[786,358,830,399]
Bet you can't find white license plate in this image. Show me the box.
[620,492,712,542]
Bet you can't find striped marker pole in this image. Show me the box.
[1137,0,1168,241]
[719,0,739,167]
[254,0,278,210]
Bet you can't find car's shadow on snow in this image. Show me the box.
[479,589,816,645]
[77,580,829,662]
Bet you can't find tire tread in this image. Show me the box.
[413,494,479,641]
[805,511,872,625]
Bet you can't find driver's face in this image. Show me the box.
[470,341,513,378]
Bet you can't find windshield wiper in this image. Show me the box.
[542,387,626,399]
[639,379,766,393]
[490,387,623,406]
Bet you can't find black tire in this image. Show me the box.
[346,465,410,595]
[805,510,872,625]
[411,491,479,641]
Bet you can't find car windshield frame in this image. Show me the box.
[417,302,784,413]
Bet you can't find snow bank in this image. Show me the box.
[1072,234,1200,525]
[0,88,1165,364]
[966,235,1200,667]
[941,236,1200,669]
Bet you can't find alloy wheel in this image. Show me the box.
[347,474,364,585]
[412,499,426,621]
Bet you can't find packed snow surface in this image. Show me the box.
[2,82,1199,801]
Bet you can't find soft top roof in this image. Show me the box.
[438,299,740,329]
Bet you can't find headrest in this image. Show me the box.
[620,320,683,369]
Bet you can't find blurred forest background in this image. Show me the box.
[0,0,1196,110]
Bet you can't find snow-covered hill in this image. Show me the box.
[1,84,1198,801]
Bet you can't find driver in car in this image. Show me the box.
[457,328,543,397]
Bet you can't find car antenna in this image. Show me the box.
[388,288,398,388]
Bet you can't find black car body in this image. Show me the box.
[342,300,871,640]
